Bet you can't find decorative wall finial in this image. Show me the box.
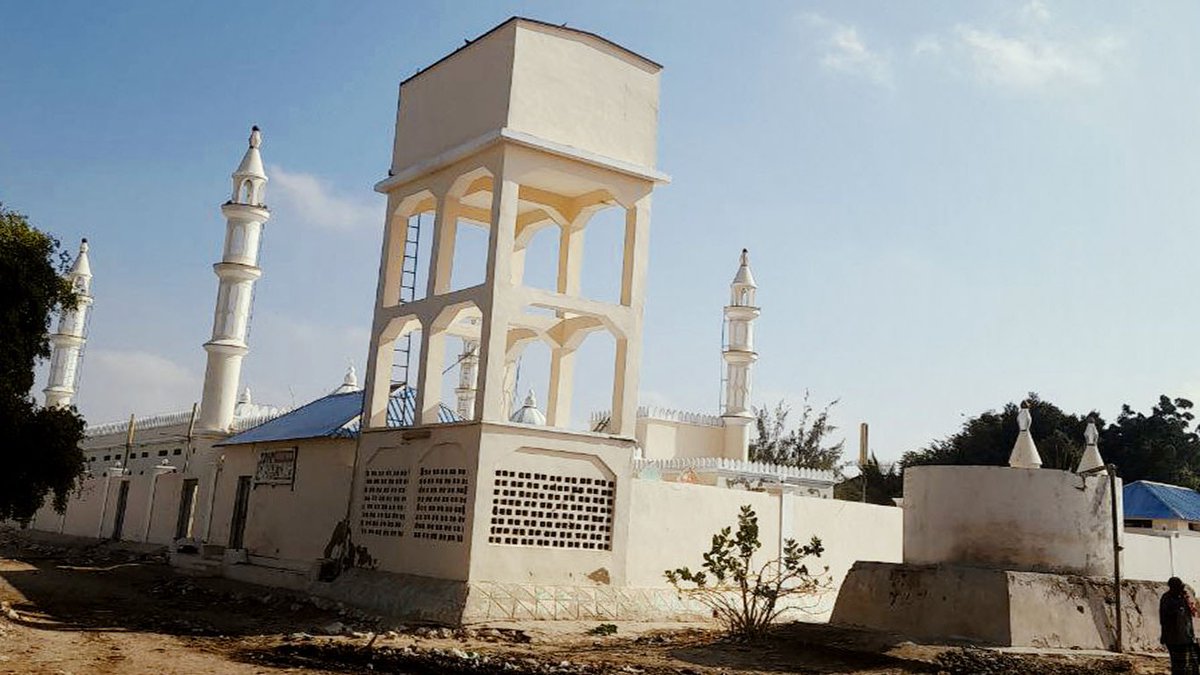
[1008,403,1043,469]
[1076,417,1105,473]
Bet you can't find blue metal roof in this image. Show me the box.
[1123,481,1200,522]
[219,387,461,446]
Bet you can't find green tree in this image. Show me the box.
[665,505,827,640]
[1100,396,1200,489]
[0,204,87,523]
[749,393,845,472]
[834,454,904,505]
[901,393,1090,472]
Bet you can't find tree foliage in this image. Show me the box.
[899,392,1200,490]
[1100,396,1200,489]
[901,393,1090,472]
[665,505,828,640]
[0,204,86,523]
[749,394,845,472]
[834,454,904,505]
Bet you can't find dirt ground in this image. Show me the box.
[0,527,1174,674]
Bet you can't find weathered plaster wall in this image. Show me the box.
[833,561,1167,651]
[240,438,355,564]
[904,466,1117,575]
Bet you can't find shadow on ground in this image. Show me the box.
[0,530,341,639]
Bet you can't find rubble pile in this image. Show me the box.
[254,640,669,674]
[934,648,1133,675]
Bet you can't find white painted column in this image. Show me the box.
[475,171,520,423]
[610,197,651,437]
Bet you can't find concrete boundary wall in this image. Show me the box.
[1125,530,1200,592]
[625,479,903,620]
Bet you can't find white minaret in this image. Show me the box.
[197,126,270,433]
[722,249,759,460]
[43,239,93,408]
[455,338,479,420]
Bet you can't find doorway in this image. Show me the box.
[111,480,130,540]
[228,475,252,550]
[174,478,199,540]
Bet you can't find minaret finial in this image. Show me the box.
[249,125,261,148]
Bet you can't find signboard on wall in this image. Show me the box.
[255,448,297,486]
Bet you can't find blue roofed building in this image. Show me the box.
[1123,480,1200,532]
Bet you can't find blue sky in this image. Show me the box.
[3,1,1198,462]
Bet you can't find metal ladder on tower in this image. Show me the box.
[392,213,422,392]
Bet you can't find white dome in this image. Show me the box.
[509,390,546,426]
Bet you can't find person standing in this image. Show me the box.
[1161,576,1199,675]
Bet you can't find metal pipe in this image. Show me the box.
[1108,463,1123,653]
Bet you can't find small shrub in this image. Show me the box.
[664,504,827,640]
[586,623,617,636]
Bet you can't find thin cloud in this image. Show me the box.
[269,165,380,232]
[912,36,943,57]
[954,26,1121,89]
[74,349,200,423]
[801,13,893,88]
[943,1,1125,91]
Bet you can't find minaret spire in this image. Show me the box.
[721,248,759,460]
[44,238,94,408]
[197,126,270,433]
[455,338,479,420]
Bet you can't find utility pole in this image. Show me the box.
[122,413,136,467]
[859,422,869,503]
[182,402,198,473]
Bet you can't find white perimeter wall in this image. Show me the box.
[625,479,902,620]
[1125,530,1200,593]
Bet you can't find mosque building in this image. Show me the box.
[26,17,901,624]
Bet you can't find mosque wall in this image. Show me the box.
[145,472,184,545]
[61,477,103,537]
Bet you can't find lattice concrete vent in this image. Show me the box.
[488,470,615,550]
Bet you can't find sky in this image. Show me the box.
[2,1,1199,463]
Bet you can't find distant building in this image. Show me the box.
[1123,480,1200,532]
